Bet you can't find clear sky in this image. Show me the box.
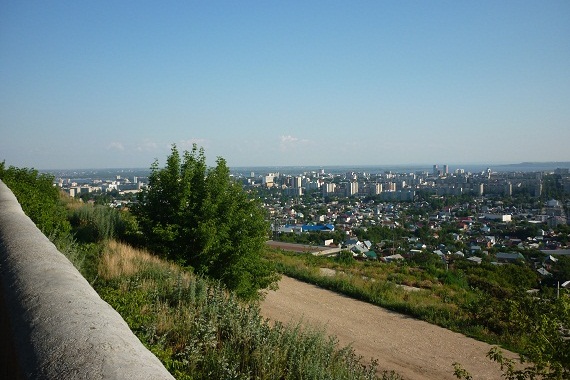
[1,1,569,170]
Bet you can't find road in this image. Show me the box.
[260,275,513,380]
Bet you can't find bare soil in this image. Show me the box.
[260,275,514,380]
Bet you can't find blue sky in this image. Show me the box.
[1,1,569,169]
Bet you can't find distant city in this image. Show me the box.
[45,161,570,263]
[48,160,570,211]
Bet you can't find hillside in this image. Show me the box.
[261,275,514,380]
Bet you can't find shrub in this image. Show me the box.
[97,241,386,380]
[0,162,71,238]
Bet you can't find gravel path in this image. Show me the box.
[260,275,513,380]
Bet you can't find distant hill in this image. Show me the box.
[494,162,570,172]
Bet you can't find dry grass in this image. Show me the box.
[60,191,84,210]
[154,300,177,335]
[94,241,387,380]
[99,240,187,280]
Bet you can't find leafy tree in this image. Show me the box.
[133,145,279,299]
[357,225,407,245]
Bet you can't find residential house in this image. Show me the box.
[467,256,482,264]
[496,252,525,263]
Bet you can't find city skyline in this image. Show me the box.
[1,1,569,170]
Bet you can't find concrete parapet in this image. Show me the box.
[0,180,174,379]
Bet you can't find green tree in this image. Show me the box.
[133,145,279,299]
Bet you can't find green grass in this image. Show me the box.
[263,248,528,352]
[94,241,401,380]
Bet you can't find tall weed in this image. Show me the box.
[97,241,395,380]
[70,204,124,242]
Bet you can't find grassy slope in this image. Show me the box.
[263,248,527,352]
[94,241,399,380]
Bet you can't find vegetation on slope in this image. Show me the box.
[3,160,568,379]
[267,248,543,345]
[265,248,570,379]
[0,162,398,379]
[97,241,392,380]
[0,162,70,237]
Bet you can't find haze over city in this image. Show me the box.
[1,1,569,170]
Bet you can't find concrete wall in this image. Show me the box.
[0,180,174,380]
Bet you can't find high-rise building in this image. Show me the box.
[373,183,383,195]
[262,174,274,187]
[346,181,359,196]
[292,176,302,189]
[322,183,336,196]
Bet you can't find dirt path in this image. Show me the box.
[260,275,513,380]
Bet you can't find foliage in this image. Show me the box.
[1,163,400,379]
[0,161,71,238]
[0,163,106,281]
[266,247,551,353]
[97,241,391,380]
[454,295,570,380]
[356,225,407,245]
[459,261,539,297]
[265,249,469,333]
[132,144,279,299]
[277,229,346,246]
[550,256,570,284]
[408,251,446,269]
[337,250,355,265]
[69,204,125,243]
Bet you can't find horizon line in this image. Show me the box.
[36,161,570,172]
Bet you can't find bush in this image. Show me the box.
[0,162,71,238]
